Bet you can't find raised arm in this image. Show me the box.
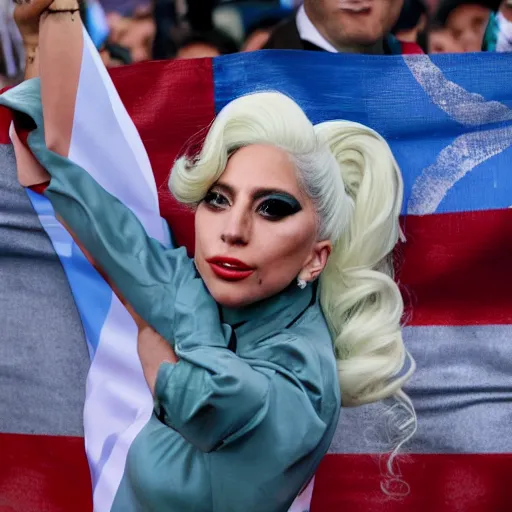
[13,0,51,80]
[39,0,84,157]
[8,0,175,323]
[14,0,81,144]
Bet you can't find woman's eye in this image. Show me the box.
[257,198,301,220]
[204,191,229,210]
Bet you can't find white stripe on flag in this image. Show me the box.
[330,325,512,454]
[72,29,171,512]
[72,29,169,244]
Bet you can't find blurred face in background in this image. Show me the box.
[446,4,490,52]
[108,14,155,62]
[428,27,464,53]
[304,0,404,49]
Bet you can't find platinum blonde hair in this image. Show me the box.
[170,92,416,486]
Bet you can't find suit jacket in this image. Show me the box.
[263,17,421,55]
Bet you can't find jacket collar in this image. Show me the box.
[220,281,315,344]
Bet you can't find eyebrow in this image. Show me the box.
[213,182,300,202]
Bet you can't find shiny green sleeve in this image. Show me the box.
[154,324,327,454]
[44,160,194,343]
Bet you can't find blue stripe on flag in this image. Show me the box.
[27,190,111,359]
[213,52,512,215]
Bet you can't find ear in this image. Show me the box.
[298,240,332,283]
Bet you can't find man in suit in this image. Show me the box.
[264,0,421,54]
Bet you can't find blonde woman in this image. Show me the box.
[6,1,415,510]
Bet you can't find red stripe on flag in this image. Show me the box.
[29,182,50,195]
[2,433,511,512]
[311,453,512,512]
[0,108,11,144]
[0,433,92,512]
[110,59,215,256]
[0,86,13,144]
[399,209,512,326]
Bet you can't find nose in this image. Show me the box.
[220,205,250,246]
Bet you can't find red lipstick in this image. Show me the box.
[206,256,254,281]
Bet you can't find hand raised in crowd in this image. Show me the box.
[14,0,53,45]
[14,0,79,45]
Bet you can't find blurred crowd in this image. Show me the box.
[0,0,511,86]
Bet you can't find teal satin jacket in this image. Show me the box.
[1,80,341,512]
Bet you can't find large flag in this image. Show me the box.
[1,25,512,511]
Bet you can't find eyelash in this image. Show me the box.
[204,191,229,210]
[203,191,300,220]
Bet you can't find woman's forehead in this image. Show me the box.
[220,145,301,193]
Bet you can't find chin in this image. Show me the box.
[209,286,256,309]
[340,26,385,47]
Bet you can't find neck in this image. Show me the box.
[329,37,385,55]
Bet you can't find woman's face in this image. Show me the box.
[194,144,331,308]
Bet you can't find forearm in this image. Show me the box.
[39,0,82,157]
[23,41,39,80]
[14,0,70,80]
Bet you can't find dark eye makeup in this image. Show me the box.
[256,193,302,220]
[204,190,230,210]
[203,189,302,220]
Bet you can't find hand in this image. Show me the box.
[14,0,78,46]
[137,325,178,394]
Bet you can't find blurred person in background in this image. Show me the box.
[106,8,155,62]
[0,0,23,87]
[186,0,216,32]
[434,0,502,51]
[78,0,133,66]
[242,16,286,52]
[152,0,217,59]
[264,0,423,54]
[175,29,238,59]
[152,0,178,58]
[496,0,512,50]
[392,0,428,44]
[421,19,464,51]
[485,0,512,50]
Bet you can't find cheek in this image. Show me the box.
[253,219,317,279]
[194,209,213,260]
[382,2,401,24]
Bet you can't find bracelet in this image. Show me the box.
[46,8,80,14]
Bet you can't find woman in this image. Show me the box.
[6,1,415,510]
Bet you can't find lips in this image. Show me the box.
[206,256,255,281]
[338,0,372,12]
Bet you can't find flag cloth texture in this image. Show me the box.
[1,31,512,512]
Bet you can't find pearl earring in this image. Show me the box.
[297,278,307,290]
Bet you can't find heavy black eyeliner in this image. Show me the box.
[259,193,302,212]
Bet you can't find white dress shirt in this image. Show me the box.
[295,4,338,52]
